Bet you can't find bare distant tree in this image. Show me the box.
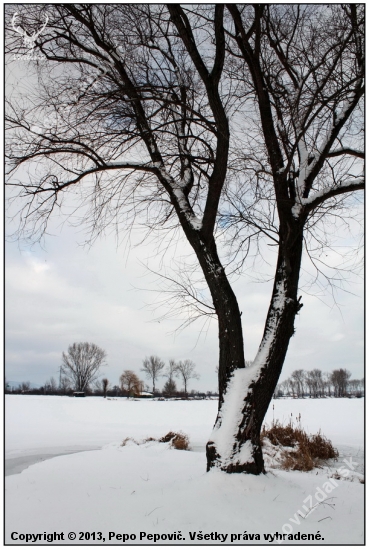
[287,377,297,398]
[175,360,200,396]
[119,370,142,396]
[44,376,58,395]
[322,372,332,397]
[141,356,165,394]
[59,376,71,395]
[61,342,107,392]
[102,378,109,398]
[5,5,363,474]
[163,378,177,397]
[331,369,351,397]
[19,381,31,392]
[279,379,289,397]
[165,359,177,386]
[305,369,323,398]
[291,370,306,398]
[348,379,360,396]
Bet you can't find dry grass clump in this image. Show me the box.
[262,420,338,471]
[308,433,338,461]
[121,432,190,450]
[142,436,157,443]
[159,431,190,450]
[262,422,299,448]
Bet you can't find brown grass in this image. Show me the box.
[262,420,338,471]
[121,432,190,450]
[159,431,190,450]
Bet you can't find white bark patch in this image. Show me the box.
[292,176,364,218]
[210,269,288,468]
[158,166,203,231]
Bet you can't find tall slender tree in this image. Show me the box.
[175,360,200,396]
[141,356,165,394]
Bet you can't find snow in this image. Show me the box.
[5,395,364,544]
[171,186,203,231]
[104,161,155,169]
[299,177,364,207]
[210,272,288,468]
[296,137,310,194]
[291,176,364,218]
[209,368,258,466]
[292,95,357,219]
[291,202,303,218]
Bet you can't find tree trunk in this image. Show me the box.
[178,226,246,405]
[206,228,304,474]
[195,240,246,404]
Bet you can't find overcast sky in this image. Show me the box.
[5,204,364,392]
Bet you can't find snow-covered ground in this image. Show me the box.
[5,395,364,544]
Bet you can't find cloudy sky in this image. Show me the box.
[5,201,364,392]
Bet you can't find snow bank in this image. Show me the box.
[5,442,364,544]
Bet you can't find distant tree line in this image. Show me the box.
[5,343,210,399]
[275,369,364,399]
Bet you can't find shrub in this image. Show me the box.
[262,420,338,471]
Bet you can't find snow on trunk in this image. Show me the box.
[208,264,289,471]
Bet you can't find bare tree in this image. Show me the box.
[305,369,323,398]
[322,372,332,397]
[163,360,178,396]
[331,368,351,397]
[102,377,109,398]
[19,381,31,392]
[61,342,107,392]
[141,356,165,394]
[279,379,289,397]
[287,377,297,398]
[5,5,363,474]
[348,379,360,396]
[163,378,177,397]
[59,376,71,395]
[291,370,305,398]
[44,376,58,395]
[175,360,200,396]
[119,370,142,396]
[165,359,177,386]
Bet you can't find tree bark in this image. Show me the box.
[190,235,246,404]
[206,224,304,474]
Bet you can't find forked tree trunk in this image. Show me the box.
[206,229,304,474]
[181,207,304,475]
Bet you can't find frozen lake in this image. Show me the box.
[5,394,364,475]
